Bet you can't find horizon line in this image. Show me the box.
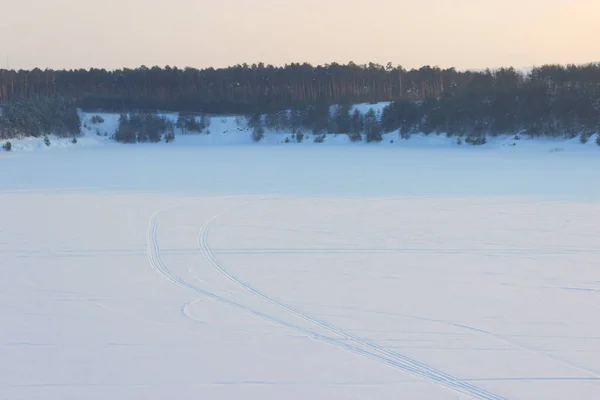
[1,60,599,74]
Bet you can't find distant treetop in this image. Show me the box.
[1,62,598,114]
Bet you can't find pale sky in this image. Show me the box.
[1,0,598,71]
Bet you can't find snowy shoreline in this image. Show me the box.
[2,107,598,154]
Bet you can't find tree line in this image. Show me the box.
[1,62,600,147]
[244,104,383,143]
[0,62,596,115]
[0,62,452,113]
[238,63,600,144]
[0,97,80,140]
[380,65,600,139]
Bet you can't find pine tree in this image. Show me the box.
[143,114,167,143]
[465,135,487,145]
[164,130,175,143]
[264,112,279,131]
[91,115,105,124]
[200,114,210,133]
[349,132,362,142]
[2,141,11,151]
[44,135,51,147]
[251,126,264,142]
[176,114,187,134]
[247,113,262,130]
[364,109,383,143]
[114,114,136,143]
[350,109,363,136]
[327,104,352,134]
[187,116,201,133]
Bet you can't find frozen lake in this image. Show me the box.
[1,143,599,399]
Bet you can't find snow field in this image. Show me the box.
[1,131,600,399]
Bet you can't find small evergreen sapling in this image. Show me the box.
[314,134,325,143]
[251,126,264,142]
[3,141,11,151]
[349,132,362,142]
[465,135,486,145]
[44,135,51,147]
[90,115,105,124]
[164,131,175,143]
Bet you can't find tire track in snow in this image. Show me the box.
[196,202,508,400]
[148,209,504,400]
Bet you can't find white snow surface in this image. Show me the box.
[1,109,600,400]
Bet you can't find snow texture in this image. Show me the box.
[1,108,600,400]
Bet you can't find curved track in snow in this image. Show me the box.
[193,202,508,400]
[149,212,507,400]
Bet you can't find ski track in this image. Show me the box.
[148,211,508,400]
[207,247,600,256]
[197,198,600,381]
[393,313,600,380]
[189,201,508,400]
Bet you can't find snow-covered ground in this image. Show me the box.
[3,104,598,153]
[1,112,600,399]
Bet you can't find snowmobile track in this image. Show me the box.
[194,201,508,400]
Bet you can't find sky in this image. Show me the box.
[1,0,598,71]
